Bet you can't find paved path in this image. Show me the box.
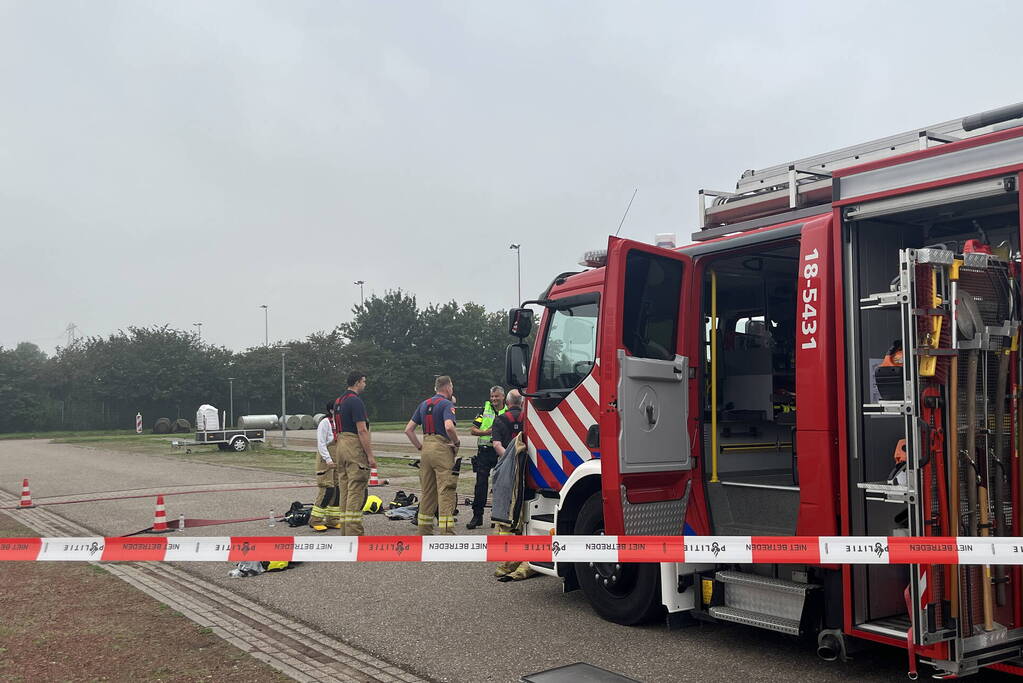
[1,439,1006,682]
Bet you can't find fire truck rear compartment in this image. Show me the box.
[845,187,1021,673]
[702,242,800,538]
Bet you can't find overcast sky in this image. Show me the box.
[1,1,1020,353]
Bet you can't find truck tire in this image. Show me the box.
[573,491,661,625]
[230,437,248,452]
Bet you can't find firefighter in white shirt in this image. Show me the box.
[310,401,341,531]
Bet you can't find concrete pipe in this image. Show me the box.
[153,417,172,434]
[299,414,316,430]
[284,414,303,430]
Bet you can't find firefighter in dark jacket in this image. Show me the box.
[404,375,461,535]
[334,371,377,536]
[467,385,507,529]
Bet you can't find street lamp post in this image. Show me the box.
[509,244,521,305]
[227,377,235,428]
[280,348,287,448]
[193,322,203,341]
[260,305,268,346]
[354,280,365,307]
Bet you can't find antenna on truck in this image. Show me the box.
[614,188,639,237]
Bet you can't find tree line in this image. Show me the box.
[0,291,513,433]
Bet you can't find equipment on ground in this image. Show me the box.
[228,560,293,577]
[504,101,1023,678]
[389,491,418,509]
[384,505,418,521]
[363,495,383,514]
[282,501,312,527]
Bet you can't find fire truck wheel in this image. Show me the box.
[573,491,661,625]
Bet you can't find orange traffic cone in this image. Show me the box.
[368,467,387,486]
[152,495,169,531]
[19,479,33,508]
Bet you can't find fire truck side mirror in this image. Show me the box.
[505,343,530,389]
[508,308,534,339]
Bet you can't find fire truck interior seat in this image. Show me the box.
[703,242,800,537]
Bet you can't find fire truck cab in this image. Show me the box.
[506,102,1023,677]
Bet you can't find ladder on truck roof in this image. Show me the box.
[694,101,1023,241]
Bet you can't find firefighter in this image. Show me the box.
[489,390,535,581]
[467,385,507,529]
[309,401,341,532]
[334,371,377,536]
[404,375,460,535]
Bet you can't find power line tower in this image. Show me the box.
[64,323,78,348]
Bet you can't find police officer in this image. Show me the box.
[490,390,534,581]
[334,371,377,536]
[404,375,460,535]
[309,401,341,532]
[467,386,507,529]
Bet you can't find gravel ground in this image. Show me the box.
[1,439,1015,682]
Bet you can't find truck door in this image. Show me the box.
[599,236,694,536]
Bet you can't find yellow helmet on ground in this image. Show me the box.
[363,494,383,513]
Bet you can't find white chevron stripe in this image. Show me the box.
[550,405,589,460]
[525,434,540,465]
[529,413,562,470]
[581,373,599,404]
[565,390,598,429]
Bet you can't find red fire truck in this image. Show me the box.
[505,102,1023,677]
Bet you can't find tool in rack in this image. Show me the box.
[992,347,1011,607]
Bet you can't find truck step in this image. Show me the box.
[708,606,801,635]
[715,570,815,596]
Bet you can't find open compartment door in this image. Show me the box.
[599,236,694,536]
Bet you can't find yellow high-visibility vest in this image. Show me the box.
[475,401,507,446]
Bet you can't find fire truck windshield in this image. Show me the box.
[537,300,598,391]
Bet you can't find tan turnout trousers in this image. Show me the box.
[310,439,341,527]
[337,433,370,535]
[417,434,458,535]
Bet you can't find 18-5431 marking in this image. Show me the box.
[801,247,819,350]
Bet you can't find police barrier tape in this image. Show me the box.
[4,535,1023,564]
